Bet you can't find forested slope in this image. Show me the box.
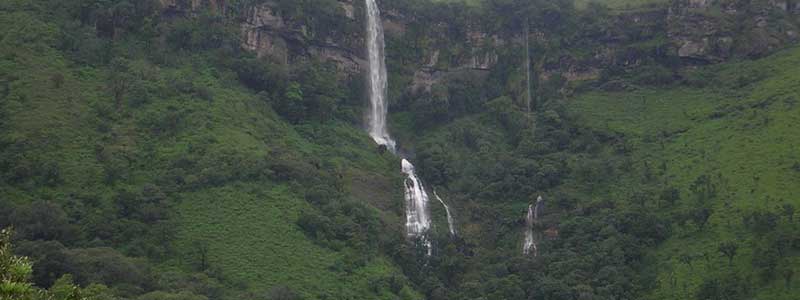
[1,0,798,300]
[570,45,800,300]
[0,1,418,299]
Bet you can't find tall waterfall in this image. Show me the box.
[365,0,395,151]
[434,190,456,237]
[523,196,544,256]
[364,0,441,253]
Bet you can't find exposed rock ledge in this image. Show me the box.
[239,2,365,78]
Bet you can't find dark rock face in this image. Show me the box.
[538,8,669,82]
[159,0,226,17]
[668,0,799,63]
[537,0,798,82]
[237,1,366,79]
[407,25,505,95]
[161,0,799,87]
[240,3,291,63]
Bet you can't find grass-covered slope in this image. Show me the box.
[569,46,800,299]
[0,2,420,299]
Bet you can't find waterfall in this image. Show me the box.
[365,0,437,254]
[522,204,536,256]
[523,196,544,256]
[402,160,432,242]
[434,190,456,237]
[365,0,395,151]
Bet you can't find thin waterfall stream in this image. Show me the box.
[434,190,456,237]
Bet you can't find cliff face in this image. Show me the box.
[408,29,504,95]
[162,0,799,88]
[160,0,226,16]
[379,8,506,95]
[668,0,800,63]
[548,0,797,81]
[539,8,669,83]
[239,0,365,78]
[233,0,504,94]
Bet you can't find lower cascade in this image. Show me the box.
[402,159,431,238]
[523,196,544,256]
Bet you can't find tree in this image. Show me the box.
[660,187,680,207]
[50,73,65,89]
[718,242,738,266]
[695,273,748,300]
[136,291,207,300]
[780,265,794,289]
[192,240,210,271]
[781,204,794,222]
[278,82,305,124]
[751,246,780,282]
[108,58,132,110]
[49,275,84,300]
[62,247,149,288]
[0,229,93,300]
[0,228,35,300]
[264,286,300,300]
[693,207,712,231]
[9,201,79,244]
[679,253,695,270]
[689,174,716,204]
[14,240,70,288]
[744,211,778,234]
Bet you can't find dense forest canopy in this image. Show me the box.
[0,0,798,300]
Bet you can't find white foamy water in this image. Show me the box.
[402,159,431,237]
[365,0,448,255]
[523,196,544,256]
[365,0,395,151]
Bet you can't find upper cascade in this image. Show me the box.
[365,0,396,152]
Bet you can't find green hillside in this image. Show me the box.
[570,46,800,299]
[0,1,417,299]
[1,0,798,300]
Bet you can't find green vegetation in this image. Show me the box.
[1,0,798,300]
[0,0,416,299]
[570,46,800,300]
[574,0,668,10]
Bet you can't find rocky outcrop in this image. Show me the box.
[240,3,291,63]
[539,8,668,82]
[668,0,799,62]
[537,0,798,83]
[308,44,366,76]
[160,0,226,16]
[161,0,799,89]
[466,31,503,70]
[407,24,505,94]
[239,1,366,78]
